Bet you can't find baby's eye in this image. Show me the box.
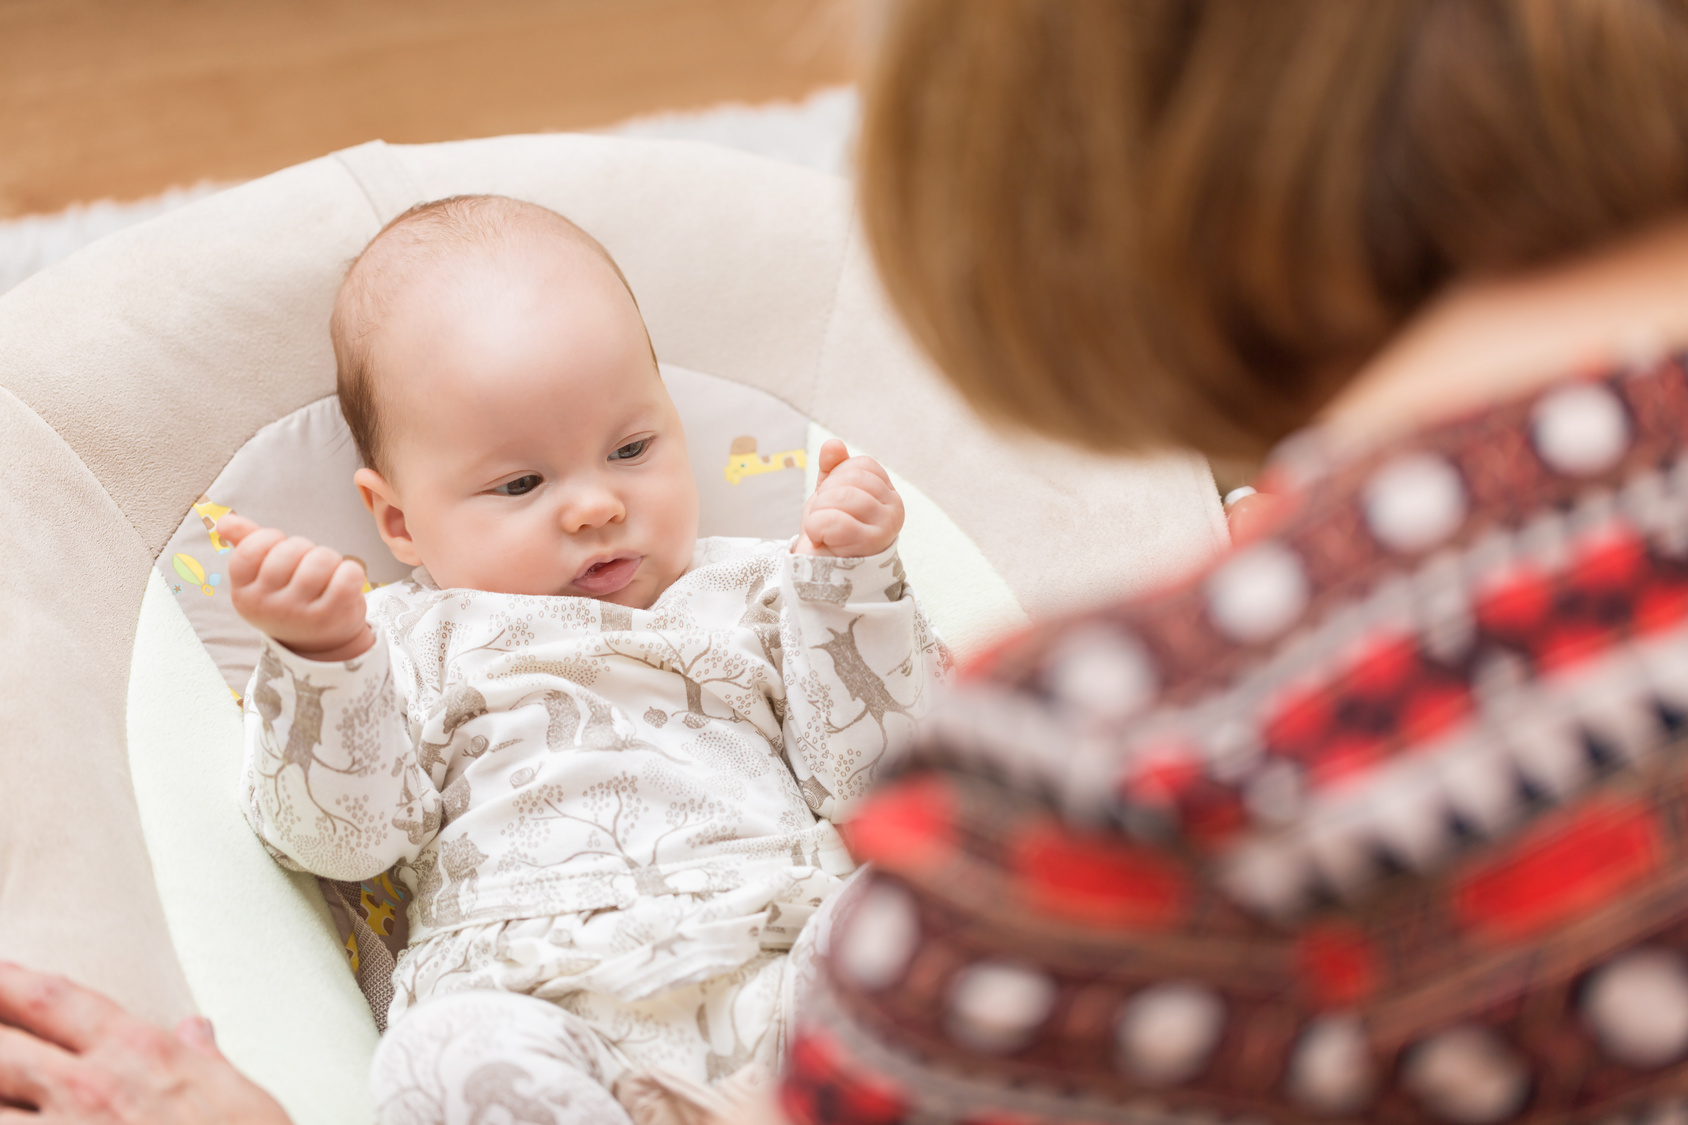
[493,474,542,496]
[609,439,650,461]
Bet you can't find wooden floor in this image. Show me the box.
[0,0,860,218]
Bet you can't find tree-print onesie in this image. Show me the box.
[238,536,948,1109]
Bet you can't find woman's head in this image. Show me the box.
[860,0,1688,461]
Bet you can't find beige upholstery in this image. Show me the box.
[0,135,1226,1119]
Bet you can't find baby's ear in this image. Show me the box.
[354,467,422,566]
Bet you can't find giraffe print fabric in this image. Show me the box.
[369,990,635,1125]
[371,878,841,1124]
[238,536,946,1103]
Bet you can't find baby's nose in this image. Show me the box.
[561,486,625,533]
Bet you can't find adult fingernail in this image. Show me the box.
[175,1014,217,1050]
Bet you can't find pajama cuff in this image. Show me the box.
[784,540,907,606]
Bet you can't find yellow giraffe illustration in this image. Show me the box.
[192,494,235,552]
[723,436,806,485]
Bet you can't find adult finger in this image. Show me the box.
[174,1015,222,1059]
[226,527,286,589]
[255,537,314,593]
[0,1024,65,1107]
[0,964,122,1055]
[813,439,849,492]
[1226,490,1288,546]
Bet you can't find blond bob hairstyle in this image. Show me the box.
[859,0,1688,461]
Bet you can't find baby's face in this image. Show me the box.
[362,243,698,608]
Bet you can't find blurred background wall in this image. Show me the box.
[0,0,861,216]
[0,0,864,291]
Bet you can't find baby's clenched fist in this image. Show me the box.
[219,514,375,662]
[796,439,904,558]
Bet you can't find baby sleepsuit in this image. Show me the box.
[239,537,947,1123]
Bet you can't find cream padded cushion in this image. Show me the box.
[129,572,376,1125]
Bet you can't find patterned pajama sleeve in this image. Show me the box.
[240,635,438,881]
[773,546,949,822]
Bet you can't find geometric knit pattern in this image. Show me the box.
[784,356,1688,1125]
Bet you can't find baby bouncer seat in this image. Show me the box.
[0,134,1227,1122]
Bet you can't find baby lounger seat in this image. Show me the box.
[0,134,1227,1123]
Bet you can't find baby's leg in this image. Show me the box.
[371,990,633,1125]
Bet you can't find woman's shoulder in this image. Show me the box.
[970,352,1688,750]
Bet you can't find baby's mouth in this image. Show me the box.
[572,555,642,597]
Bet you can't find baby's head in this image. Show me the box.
[333,195,699,608]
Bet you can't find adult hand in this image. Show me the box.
[795,439,905,558]
[0,962,291,1123]
[1223,487,1288,546]
[219,513,374,662]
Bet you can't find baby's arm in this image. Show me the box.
[222,515,437,879]
[777,447,949,820]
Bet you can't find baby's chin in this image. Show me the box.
[493,569,674,608]
[427,548,690,606]
[600,558,694,609]
[595,584,662,610]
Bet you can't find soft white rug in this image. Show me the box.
[0,86,858,296]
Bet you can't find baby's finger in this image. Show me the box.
[290,545,344,602]
[835,455,893,491]
[322,558,369,610]
[819,463,896,503]
[813,439,850,493]
[804,505,860,543]
[810,484,889,526]
[216,513,259,546]
[255,536,315,592]
[804,509,877,555]
[226,527,286,589]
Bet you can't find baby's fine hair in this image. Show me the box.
[331,194,647,476]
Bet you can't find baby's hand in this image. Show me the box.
[796,439,905,558]
[219,514,375,662]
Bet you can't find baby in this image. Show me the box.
[222,196,947,1124]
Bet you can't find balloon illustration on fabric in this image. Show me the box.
[172,552,222,596]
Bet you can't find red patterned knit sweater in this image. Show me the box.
[781,357,1688,1125]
